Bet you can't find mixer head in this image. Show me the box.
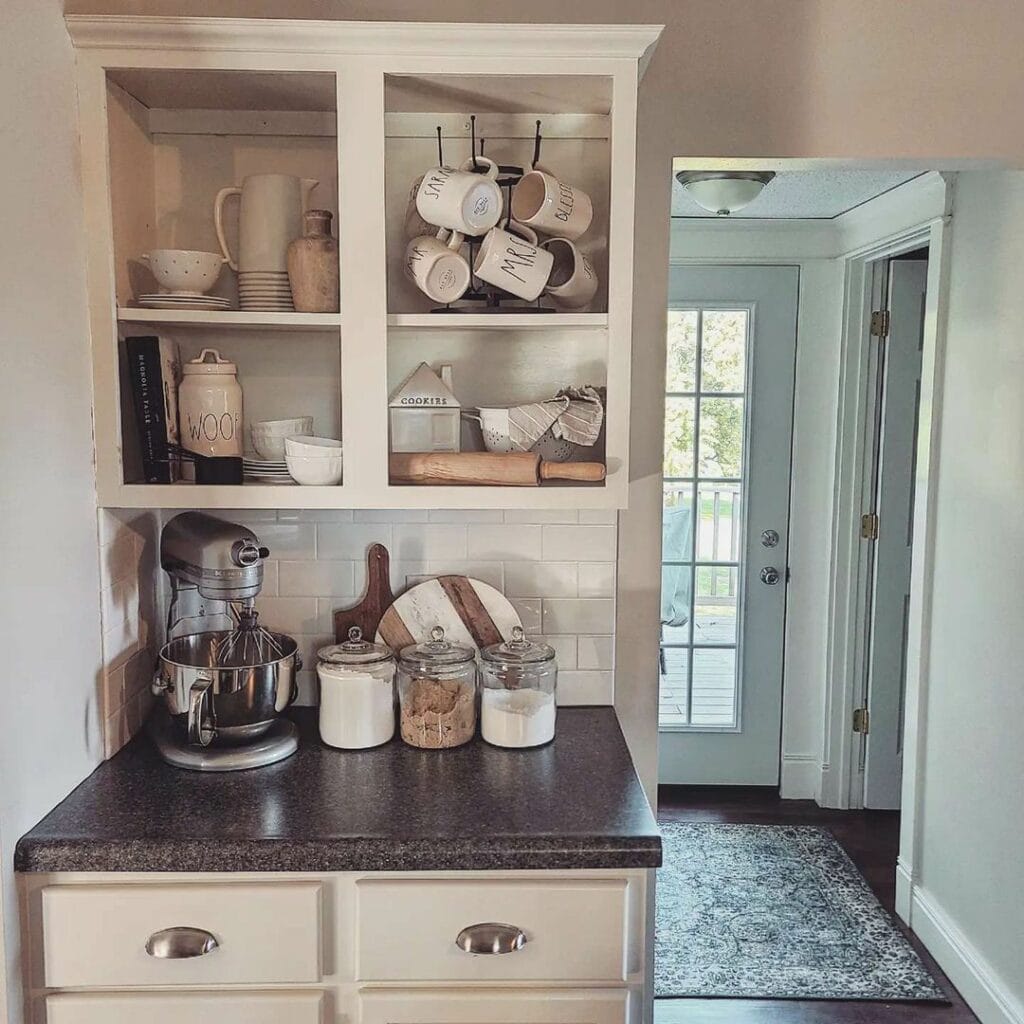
[160,511,269,603]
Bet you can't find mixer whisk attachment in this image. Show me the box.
[216,601,285,667]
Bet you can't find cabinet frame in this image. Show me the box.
[68,17,659,510]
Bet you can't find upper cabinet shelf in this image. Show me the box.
[69,17,660,509]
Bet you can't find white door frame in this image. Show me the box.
[821,179,953,924]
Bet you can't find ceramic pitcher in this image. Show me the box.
[214,174,319,273]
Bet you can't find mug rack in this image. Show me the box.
[431,116,555,314]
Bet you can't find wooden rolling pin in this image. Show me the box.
[389,452,606,486]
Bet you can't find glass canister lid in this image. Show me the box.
[317,626,394,666]
[399,625,475,668]
[480,625,555,665]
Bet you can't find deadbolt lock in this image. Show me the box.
[761,529,780,548]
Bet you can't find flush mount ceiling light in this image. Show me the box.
[675,170,776,216]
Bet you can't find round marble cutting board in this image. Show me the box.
[376,575,522,654]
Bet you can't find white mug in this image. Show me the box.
[404,175,436,240]
[415,156,503,237]
[511,166,593,241]
[542,238,599,309]
[404,228,471,304]
[474,221,554,301]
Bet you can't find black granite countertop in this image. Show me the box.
[15,708,661,873]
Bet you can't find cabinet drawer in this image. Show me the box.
[41,882,322,988]
[358,988,628,1024]
[46,991,324,1024]
[356,877,628,982]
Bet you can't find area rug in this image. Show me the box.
[655,822,946,1001]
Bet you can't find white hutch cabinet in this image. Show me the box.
[68,16,661,509]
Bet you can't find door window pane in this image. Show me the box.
[666,309,698,392]
[664,398,695,477]
[692,647,737,726]
[659,648,690,727]
[660,565,692,645]
[698,397,744,477]
[662,484,694,560]
[695,483,742,561]
[701,309,747,392]
[694,566,738,645]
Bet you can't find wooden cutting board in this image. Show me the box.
[376,575,522,654]
[333,543,396,643]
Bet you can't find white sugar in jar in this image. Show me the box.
[317,627,396,749]
[479,627,557,748]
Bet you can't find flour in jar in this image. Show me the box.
[481,687,556,748]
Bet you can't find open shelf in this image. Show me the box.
[119,308,341,330]
[387,313,606,330]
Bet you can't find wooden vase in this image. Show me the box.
[287,209,339,312]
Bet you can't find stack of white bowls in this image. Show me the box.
[250,418,313,460]
[285,435,343,486]
[239,271,295,312]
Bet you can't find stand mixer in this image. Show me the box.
[152,512,301,771]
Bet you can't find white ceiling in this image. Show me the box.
[671,169,923,220]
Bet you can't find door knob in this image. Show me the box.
[760,566,781,586]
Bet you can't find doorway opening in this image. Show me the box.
[653,162,958,1017]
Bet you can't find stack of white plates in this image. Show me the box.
[238,271,294,312]
[137,293,232,311]
[242,456,295,484]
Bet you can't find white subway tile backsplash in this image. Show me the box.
[317,523,392,560]
[291,509,354,522]
[259,559,279,597]
[503,509,579,524]
[468,524,542,561]
[558,670,614,705]
[578,635,614,671]
[578,562,616,597]
[428,509,504,523]
[356,509,429,523]
[101,577,138,633]
[392,524,468,561]
[294,670,319,707]
[253,522,317,560]
[543,598,615,635]
[542,525,617,562]
[316,598,341,635]
[504,561,577,598]
[536,635,577,670]
[578,509,618,525]
[100,530,139,588]
[254,596,321,635]
[279,560,357,598]
[512,598,543,634]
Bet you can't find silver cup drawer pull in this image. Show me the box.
[456,922,528,955]
[145,926,219,959]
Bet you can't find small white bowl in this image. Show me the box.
[286,452,343,486]
[285,435,343,458]
[251,417,314,460]
[140,249,226,296]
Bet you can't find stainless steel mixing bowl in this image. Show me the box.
[155,630,300,747]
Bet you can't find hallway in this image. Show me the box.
[654,788,978,1024]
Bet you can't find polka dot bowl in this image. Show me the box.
[140,249,227,296]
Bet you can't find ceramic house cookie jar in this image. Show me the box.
[389,362,461,453]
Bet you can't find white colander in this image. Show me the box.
[462,408,516,452]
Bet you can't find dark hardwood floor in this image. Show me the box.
[654,786,978,1024]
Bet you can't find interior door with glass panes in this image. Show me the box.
[659,266,798,785]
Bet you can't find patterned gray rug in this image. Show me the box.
[656,823,946,1001]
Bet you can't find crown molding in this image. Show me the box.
[65,15,663,63]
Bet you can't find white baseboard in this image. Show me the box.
[911,885,1024,1024]
[895,857,913,924]
[780,754,819,800]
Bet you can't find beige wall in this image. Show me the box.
[0,2,106,1021]
[907,170,1024,1021]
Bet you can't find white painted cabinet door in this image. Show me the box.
[358,989,629,1024]
[46,991,325,1024]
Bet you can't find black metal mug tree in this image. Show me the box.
[431,116,554,314]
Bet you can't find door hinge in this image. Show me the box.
[870,309,890,338]
[853,706,870,735]
[860,512,879,540]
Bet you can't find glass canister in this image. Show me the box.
[397,626,477,749]
[316,626,396,749]
[479,626,557,748]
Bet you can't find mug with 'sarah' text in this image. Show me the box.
[414,156,503,237]
[473,221,554,302]
[511,167,593,241]
[404,228,471,305]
